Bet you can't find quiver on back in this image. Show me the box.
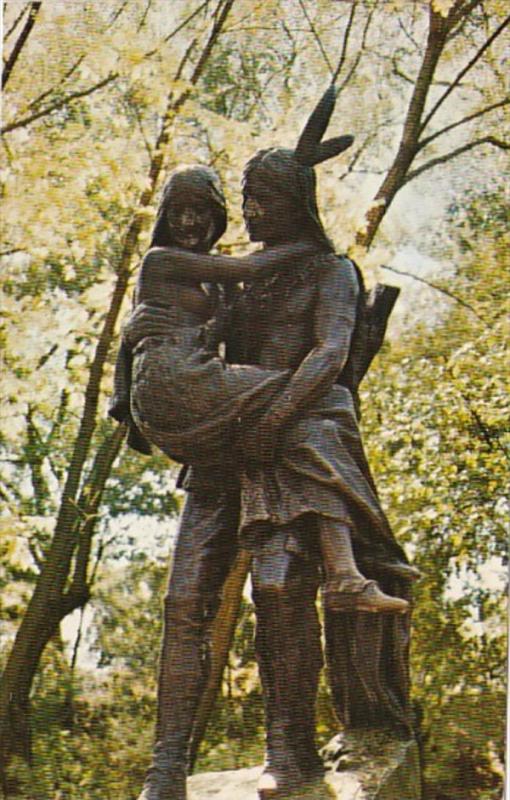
[339,272,400,418]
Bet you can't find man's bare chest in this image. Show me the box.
[273,281,315,322]
[244,263,317,321]
[236,270,318,367]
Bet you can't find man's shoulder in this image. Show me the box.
[309,251,360,289]
[309,250,355,270]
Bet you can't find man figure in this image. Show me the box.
[129,87,414,800]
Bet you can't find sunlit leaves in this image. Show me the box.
[432,0,456,18]
[361,187,508,798]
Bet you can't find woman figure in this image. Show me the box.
[110,164,298,466]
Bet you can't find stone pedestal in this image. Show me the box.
[321,730,422,800]
[188,730,422,799]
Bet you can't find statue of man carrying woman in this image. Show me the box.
[110,86,418,800]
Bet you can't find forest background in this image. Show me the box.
[0,1,508,798]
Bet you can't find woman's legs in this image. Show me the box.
[131,345,290,467]
[318,517,409,614]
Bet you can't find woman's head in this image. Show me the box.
[151,165,227,252]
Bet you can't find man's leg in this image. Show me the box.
[251,518,324,798]
[139,485,239,800]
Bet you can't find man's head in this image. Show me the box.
[242,148,331,248]
[151,165,227,252]
[242,86,353,249]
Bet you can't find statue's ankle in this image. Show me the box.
[323,573,368,595]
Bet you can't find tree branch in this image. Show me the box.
[336,1,375,95]
[189,550,251,769]
[406,136,509,183]
[189,0,237,85]
[132,103,153,160]
[138,0,154,31]
[27,55,85,111]
[1,72,118,135]
[380,264,489,325]
[25,407,49,516]
[143,1,209,59]
[445,365,508,454]
[418,97,510,151]
[297,0,334,76]
[338,129,379,181]
[28,540,44,572]
[68,606,86,678]
[175,39,197,82]
[332,1,357,83]
[355,7,451,249]
[391,55,415,86]
[68,424,126,601]
[36,344,58,369]
[397,13,420,52]
[0,248,24,257]
[46,388,69,483]
[4,2,31,41]
[108,0,130,28]
[420,13,510,133]
[2,1,42,89]
[446,0,483,40]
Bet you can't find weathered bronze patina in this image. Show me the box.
[112,86,417,800]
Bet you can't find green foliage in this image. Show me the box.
[361,188,508,799]
[4,559,164,799]
[195,599,266,772]
[198,33,295,123]
[91,556,165,666]
[423,693,505,800]
[7,569,263,796]
[8,669,154,799]
[103,450,182,521]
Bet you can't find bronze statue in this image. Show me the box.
[111,86,418,800]
[110,164,308,462]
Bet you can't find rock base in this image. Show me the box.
[189,730,422,799]
[322,729,422,799]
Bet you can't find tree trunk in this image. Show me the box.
[2,2,42,89]
[356,7,450,250]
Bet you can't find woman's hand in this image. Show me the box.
[122,303,175,349]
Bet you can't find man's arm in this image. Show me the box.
[141,241,317,285]
[245,256,359,461]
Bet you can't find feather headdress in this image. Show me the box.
[294,84,353,166]
[243,85,353,250]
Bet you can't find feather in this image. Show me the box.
[308,135,354,166]
[294,84,337,165]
